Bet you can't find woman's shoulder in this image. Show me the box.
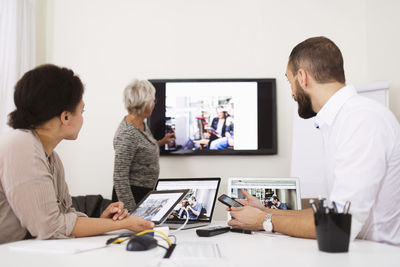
[118,119,143,133]
[0,129,36,151]
[114,120,141,142]
[0,129,45,165]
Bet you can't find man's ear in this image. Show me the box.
[297,68,308,89]
[60,111,69,125]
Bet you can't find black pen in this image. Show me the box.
[318,195,324,214]
[323,202,329,214]
[331,201,338,214]
[309,199,318,214]
[344,201,351,214]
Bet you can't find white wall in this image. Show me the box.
[366,0,400,116]
[38,0,400,219]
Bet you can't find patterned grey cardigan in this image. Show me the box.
[113,119,159,211]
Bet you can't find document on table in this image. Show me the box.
[257,231,290,238]
[8,237,106,254]
[171,241,222,259]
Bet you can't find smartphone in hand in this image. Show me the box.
[218,194,244,208]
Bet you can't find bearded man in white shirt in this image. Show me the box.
[228,36,400,245]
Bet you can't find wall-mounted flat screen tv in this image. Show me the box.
[148,79,277,155]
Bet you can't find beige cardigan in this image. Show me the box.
[0,129,86,244]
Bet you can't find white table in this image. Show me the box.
[1,221,399,267]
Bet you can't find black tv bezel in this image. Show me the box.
[148,78,277,156]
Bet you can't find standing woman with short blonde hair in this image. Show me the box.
[112,79,175,212]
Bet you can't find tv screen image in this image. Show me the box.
[149,79,276,155]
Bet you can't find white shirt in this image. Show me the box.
[216,120,224,136]
[315,85,400,245]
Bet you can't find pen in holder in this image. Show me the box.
[314,212,351,253]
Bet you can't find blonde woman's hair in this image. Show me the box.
[123,79,155,115]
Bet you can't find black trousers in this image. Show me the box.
[112,185,152,208]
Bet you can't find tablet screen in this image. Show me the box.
[130,190,189,225]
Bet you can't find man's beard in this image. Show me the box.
[294,80,317,119]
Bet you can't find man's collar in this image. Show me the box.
[314,84,357,129]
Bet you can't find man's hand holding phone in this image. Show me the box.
[228,206,266,231]
[218,194,244,208]
[218,192,266,231]
[219,189,265,211]
[235,189,265,210]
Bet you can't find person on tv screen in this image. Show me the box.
[112,80,175,212]
[210,103,234,150]
[173,200,188,219]
[186,196,202,220]
[208,106,228,146]
[227,36,400,245]
[0,65,154,244]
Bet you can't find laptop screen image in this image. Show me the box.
[155,178,221,223]
[228,177,302,210]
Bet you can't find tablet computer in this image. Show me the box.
[130,189,190,225]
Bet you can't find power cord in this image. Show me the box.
[106,229,177,258]
[136,229,172,246]
[168,235,177,244]
[170,208,189,233]
[106,233,135,245]
[163,243,176,258]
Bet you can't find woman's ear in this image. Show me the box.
[60,111,69,125]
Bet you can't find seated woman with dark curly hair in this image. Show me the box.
[0,64,154,244]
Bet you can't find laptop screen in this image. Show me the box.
[155,178,221,222]
[229,177,301,210]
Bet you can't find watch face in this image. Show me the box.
[263,220,273,232]
[263,214,273,232]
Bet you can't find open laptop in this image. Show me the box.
[228,177,302,210]
[154,177,221,229]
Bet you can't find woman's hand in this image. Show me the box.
[100,201,129,221]
[125,216,155,232]
[157,132,176,146]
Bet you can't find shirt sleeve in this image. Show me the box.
[113,130,137,212]
[4,145,81,240]
[329,110,394,240]
[195,203,202,212]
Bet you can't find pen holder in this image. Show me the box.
[314,213,351,253]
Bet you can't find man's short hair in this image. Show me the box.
[123,79,155,115]
[271,196,279,202]
[189,196,197,202]
[288,36,346,84]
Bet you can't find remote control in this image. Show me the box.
[196,226,231,237]
[230,228,252,234]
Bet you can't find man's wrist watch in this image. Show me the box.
[263,213,274,233]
